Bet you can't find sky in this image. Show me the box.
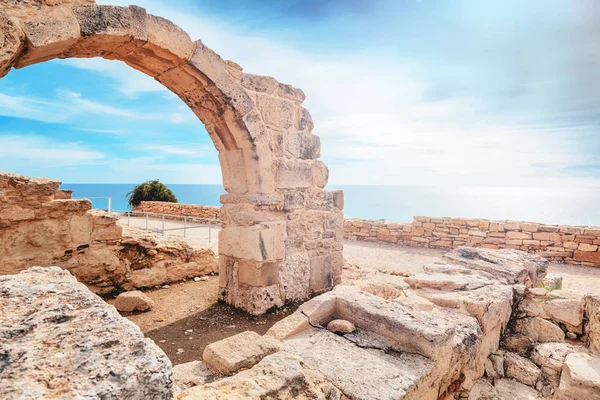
[0,0,599,191]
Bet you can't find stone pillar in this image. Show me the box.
[216,73,345,315]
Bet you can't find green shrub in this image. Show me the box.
[127,179,177,208]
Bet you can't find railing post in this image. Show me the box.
[162,214,165,236]
[184,217,187,238]
[108,197,112,214]
[127,211,130,227]
[208,224,211,243]
[145,213,149,231]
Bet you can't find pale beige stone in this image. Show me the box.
[504,352,541,387]
[556,352,600,400]
[114,290,154,312]
[326,319,356,334]
[513,317,565,343]
[542,298,583,333]
[202,331,281,374]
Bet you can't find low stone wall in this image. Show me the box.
[344,217,600,267]
[132,201,220,223]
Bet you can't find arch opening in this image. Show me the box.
[0,0,344,314]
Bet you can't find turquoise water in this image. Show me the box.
[60,184,600,227]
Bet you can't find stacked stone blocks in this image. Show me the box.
[345,217,600,267]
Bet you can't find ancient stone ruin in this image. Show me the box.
[0,171,218,292]
[0,0,344,315]
[4,246,600,399]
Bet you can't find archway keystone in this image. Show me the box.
[0,0,344,314]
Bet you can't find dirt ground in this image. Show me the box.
[108,238,600,366]
[106,276,298,365]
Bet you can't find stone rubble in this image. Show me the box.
[114,290,154,312]
[175,246,600,399]
[0,171,218,293]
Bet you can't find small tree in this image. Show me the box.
[127,179,178,208]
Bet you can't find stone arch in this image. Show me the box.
[0,0,344,314]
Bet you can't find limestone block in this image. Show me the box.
[68,5,142,59]
[202,331,281,374]
[133,13,195,74]
[504,352,541,387]
[493,379,539,399]
[258,94,297,129]
[128,265,168,288]
[0,267,173,399]
[332,189,344,210]
[278,251,310,302]
[16,6,79,67]
[283,131,320,159]
[237,259,279,287]
[265,310,310,340]
[276,160,313,189]
[190,40,255,116]
[584,295,600,355]
[503,334,534,356]
[219,225,275,262]
[64,249,125,286]
[556,353,600,400]
[172,360,217,391]
[180,352,331,399]
[513,317,565,343]
[241,73,278,94]
[313,160,329,188]
[218,149,248,194]
[69,213,93,245]
[404,273,494,291]
[0,11,25,77]
[277,82,306,102]
[296,107,314,131]
[443,246,548,287]
[114,290,154,312]
[309,253,333,293]
[531,342,587,373]
[542,297,583,333]
[485,354,505,379]
[574,250,600,264]
[468,379,498,399]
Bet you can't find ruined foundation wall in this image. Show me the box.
[133,201,220,222]
[0,172,217,293]
[344,217,600,267]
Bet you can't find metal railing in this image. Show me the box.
[123,211,220,242]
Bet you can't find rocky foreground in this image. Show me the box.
[2,247,600,399]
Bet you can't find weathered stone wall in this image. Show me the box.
[344,216,600,267]
[132,201,220,222]
[0,171,218,293]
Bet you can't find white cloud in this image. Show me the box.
[0,90,154,123]
[0,135,106,167]
[142,143,216,157]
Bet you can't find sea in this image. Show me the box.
[60,184,600,227]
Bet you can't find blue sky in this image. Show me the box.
[0,0,599,191]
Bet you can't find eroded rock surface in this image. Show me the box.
[0,267,173,399]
